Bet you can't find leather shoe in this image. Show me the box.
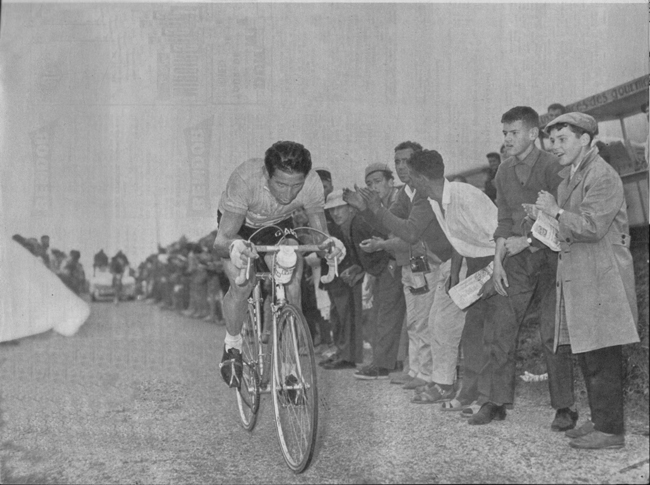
[402,377,427,390]
[565,420,595,439]
[468,402,507,425]
[551,407,579,432]
[390,373,413,385]
[322,359,357,370]
[318,356,337,367]
[569,430,624,449]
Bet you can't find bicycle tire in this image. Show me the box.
[271,304,318,473]
[236,306,261,431]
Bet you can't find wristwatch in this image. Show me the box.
[555,209,564,220]
[526,231,534,245]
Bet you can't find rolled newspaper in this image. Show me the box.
[448,262,494,310]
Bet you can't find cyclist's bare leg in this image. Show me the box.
[222,258,256,339]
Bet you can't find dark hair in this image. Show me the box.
[264,141,312,178]
[406,149,445,180]
[501,106,540,129]
[486,152,501,161]
[547,103,566,114]
[41,235,50,240]
[315,169,332,182]
[70,250,81,260]
[547,122,595,145]
[394,141,423,153]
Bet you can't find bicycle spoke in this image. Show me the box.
[236,306,261,431]
[271,305,318,473]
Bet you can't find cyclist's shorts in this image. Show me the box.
[217,211,298,273]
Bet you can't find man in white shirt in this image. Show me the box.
[406,149,498,410]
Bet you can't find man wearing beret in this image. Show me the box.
[537,112,640,449]
[471,106,576,429]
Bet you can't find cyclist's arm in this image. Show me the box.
[213,210,247,258]
[306,209,328,236]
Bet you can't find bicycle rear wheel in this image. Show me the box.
[271,304,318,473]
[236,306,261,431]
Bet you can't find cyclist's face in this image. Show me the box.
[267,169,306,205]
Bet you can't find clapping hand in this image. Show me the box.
[342,188,367,211]
[356,184,382,212]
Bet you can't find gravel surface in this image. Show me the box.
[1,301,648,484]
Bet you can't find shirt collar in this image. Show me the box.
[570,147,598,177]
[405,185,416,200]
[442,179,451,206]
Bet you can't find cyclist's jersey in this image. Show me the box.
[218,158,324,229]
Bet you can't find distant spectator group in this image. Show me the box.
[135,232,229,325]
[11,234,87,296]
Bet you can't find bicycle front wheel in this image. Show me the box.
[271,304,318,473]
[236,306,261,431]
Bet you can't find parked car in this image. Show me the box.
[89,266,136,302]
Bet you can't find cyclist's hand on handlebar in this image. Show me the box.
[319,237,346,262]
[229,240,258,268]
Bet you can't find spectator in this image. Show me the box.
[40,235,53,269]
[547,103,566,119]
[470,106,576,429]
[313,168,335,351]
[59,249,86,295]
[318,190,366,370]
[405,149,496,408]
[484,152,501,202]
[50,249,67,272]
[93,249,109,274]
[315,168,334,201]
[351,163,405,381]
[538,112,639,450]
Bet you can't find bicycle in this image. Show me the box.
[233,226,338,473]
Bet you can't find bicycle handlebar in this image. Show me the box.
[235,243,338,285]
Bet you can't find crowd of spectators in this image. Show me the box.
[286,106,641,451]
[135,232,228,325]
[11,234,87,296]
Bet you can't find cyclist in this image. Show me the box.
[213,140,345,388]
[110,250,129,305]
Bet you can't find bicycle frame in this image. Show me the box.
[236,224,333,472]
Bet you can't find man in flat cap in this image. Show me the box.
[536,112,640,449]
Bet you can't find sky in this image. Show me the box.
[0,1,648,269]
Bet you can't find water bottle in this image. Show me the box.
[274,246,297,284]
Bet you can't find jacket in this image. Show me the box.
[554,148,639,353]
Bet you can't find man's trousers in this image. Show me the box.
[477,249,575,408]
[369,261,406,370]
